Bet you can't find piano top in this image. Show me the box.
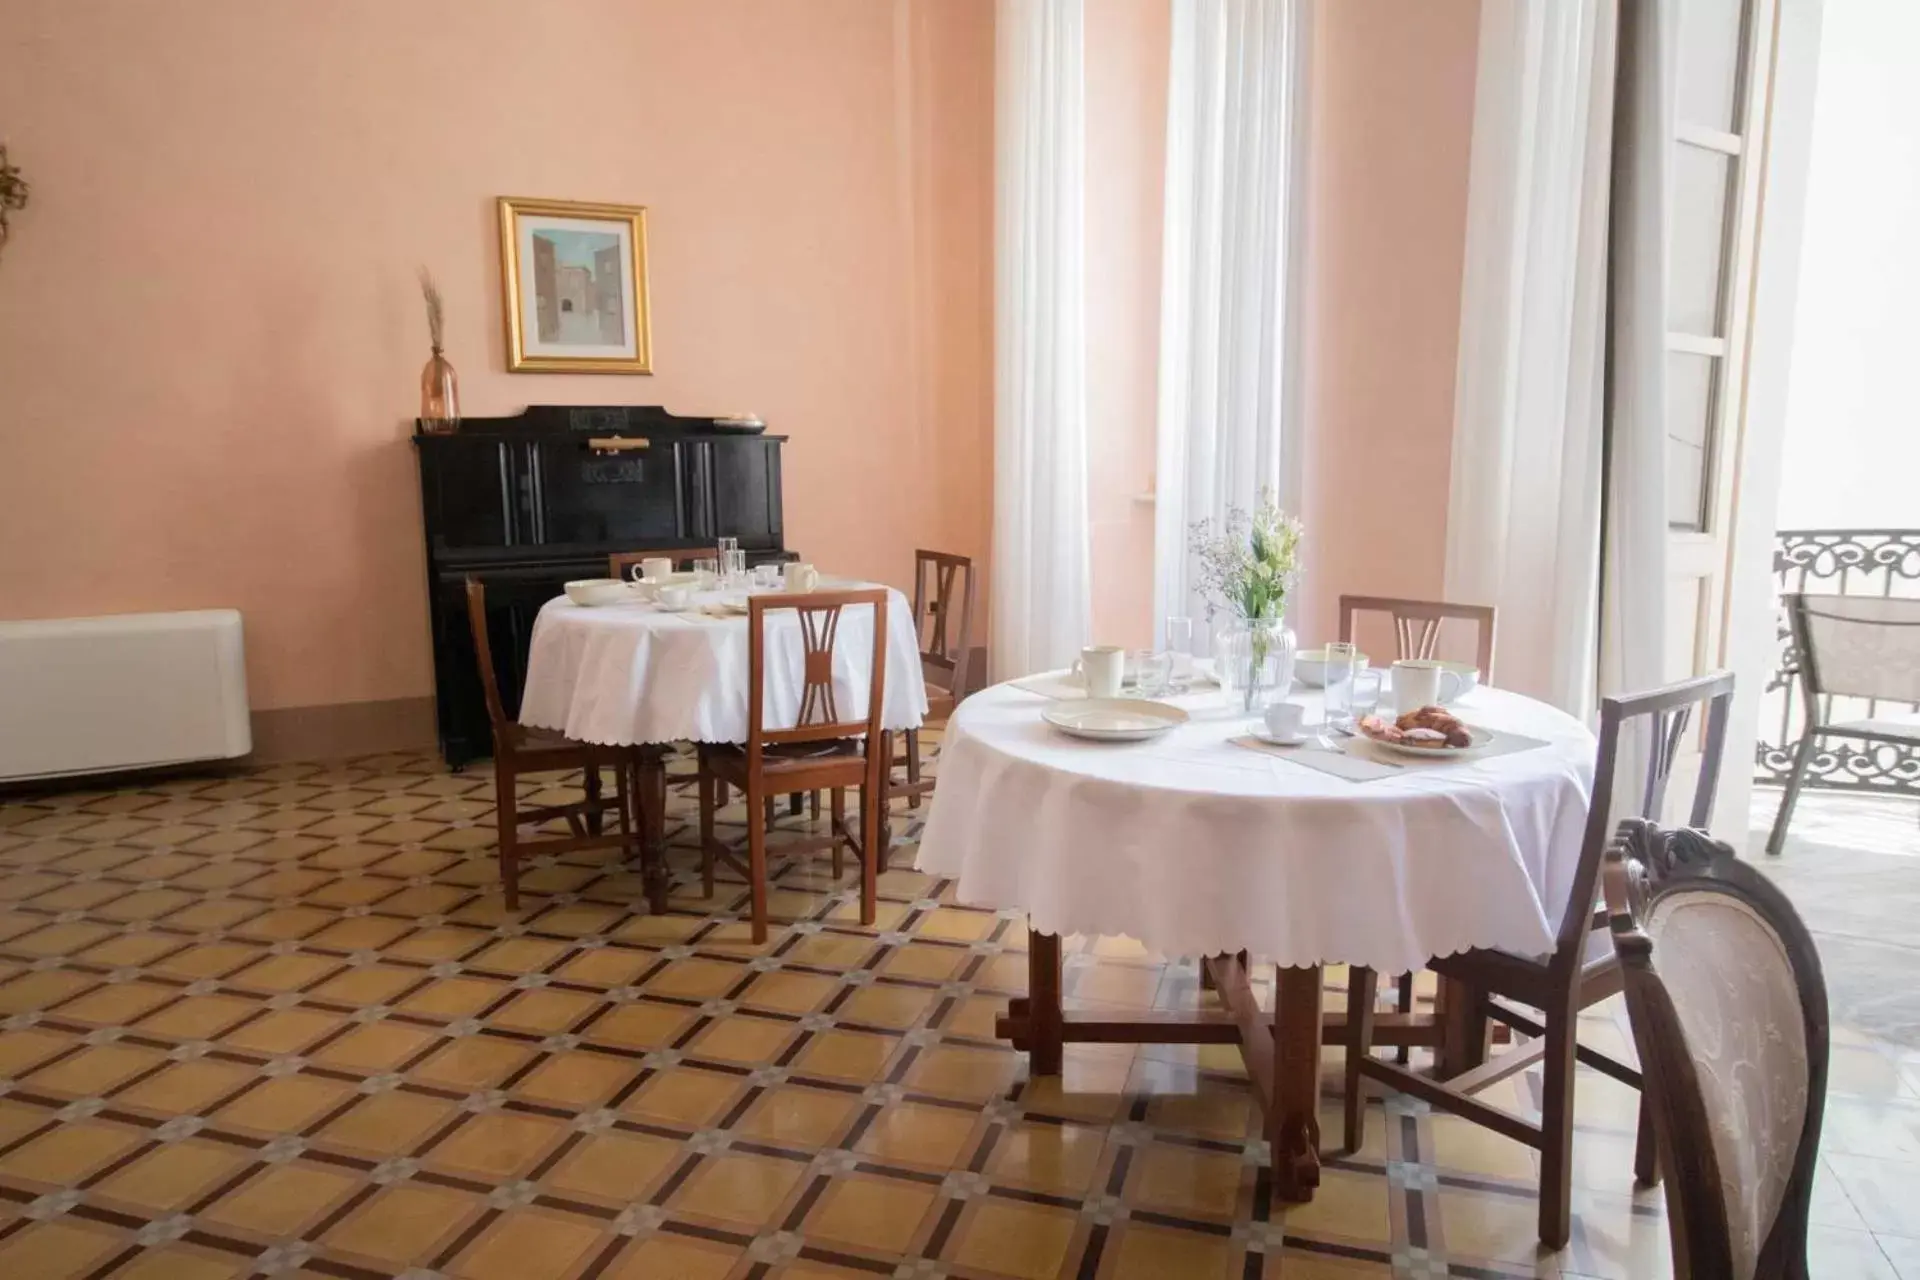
[414,404,780,443]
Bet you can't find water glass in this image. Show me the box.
[693,557,719,591]
[1351,669,1384,722]
[752,562,781,590]
[1323,641,1359,730]
[1131,649,1172,697]
[1164,615,1195,692]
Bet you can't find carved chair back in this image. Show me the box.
[609,547,719,581]
[746,589,889,766]
[1337,595,1497,678]
[1604,819,1828,1280]
[911,550,977,698]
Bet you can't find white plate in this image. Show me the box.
[1251,728,1309,747]
[1360,724,1494,759]
[1042,698,1189,743]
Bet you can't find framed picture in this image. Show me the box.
[497,196,652,374]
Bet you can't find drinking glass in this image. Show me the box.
[1322,641,1359,731]
[1350,669,1384,722]
[1131,649,1171,697]
[693,557,719,591]
[752,563,781,590]
[1164,615,1195,692]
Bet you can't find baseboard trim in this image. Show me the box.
[247,697,436,765]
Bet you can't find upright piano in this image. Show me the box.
[413,405,789,767]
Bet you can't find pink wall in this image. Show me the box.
[1295,0,1482,653]
[1085,0,1172,651]
[0,0,994,713]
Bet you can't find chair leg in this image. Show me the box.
[905,729,922,808]
[494,764,520,912]
[746,784,770,944]
[764,795,777,832]
[831,788,846,880]
[859,783,879,927]
[1633,1091,1660,1186]
[582,765,603,836]
[1537,1002,1579,1250]
[810,790,820,820]
[1766,732,1820,856]
[789,793,805,817]
[698,768,716,899]
[1395,972,1415,1065]
[1343,966,1378,1154]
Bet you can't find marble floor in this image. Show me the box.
[0,750,1914,1280]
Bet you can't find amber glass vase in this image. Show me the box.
[420,348,460,434]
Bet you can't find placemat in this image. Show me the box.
[1231,728,1553,783]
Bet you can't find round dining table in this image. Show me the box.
[517,581,929,909]
[913,675,1596,1203]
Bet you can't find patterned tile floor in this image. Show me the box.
[0,746,1914,1279]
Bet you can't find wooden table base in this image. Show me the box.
[994,933,1452,1204]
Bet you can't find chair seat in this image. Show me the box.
[927,688,957,722]
[699,739,869,789]
[1819,716,1920,744]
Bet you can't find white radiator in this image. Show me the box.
[0,610,251,781]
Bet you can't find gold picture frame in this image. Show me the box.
[498,196,652,374]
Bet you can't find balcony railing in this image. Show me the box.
[1756,529,1920,795]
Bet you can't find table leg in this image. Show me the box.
[634,755,671,916]
[1027,930,1063,1076]
[1436,974,1489,1080]
[1271,963,1324,1203]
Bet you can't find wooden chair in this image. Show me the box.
[1766,592,1920,855]
[1338,594,1499,1055]
[609,546,718,581]
[892,550,977,812]
[464,578,638,910]
[1604,818,1828,1280]
[696,588,890,943]
[1342,669,1736,1248]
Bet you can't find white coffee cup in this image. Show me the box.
[639,557,673,583]
[783,562,819,592]
[1392,660,1448,715]
[655,584,693,610]
[1072,645,1125,698]
[1263,700,1305,741]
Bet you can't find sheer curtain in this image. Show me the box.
[992,0,1092,678]
[1151,0,1311,632]
[1442,0,1673,719]
[1443,0,1614,716]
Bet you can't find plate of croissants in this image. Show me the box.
[1357,706,1491,758]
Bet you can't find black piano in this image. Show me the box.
[413,404,790,767]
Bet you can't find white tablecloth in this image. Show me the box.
[913,680,1597,973]
[518,585,929,746]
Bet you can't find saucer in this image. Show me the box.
[1252,728,1308,747]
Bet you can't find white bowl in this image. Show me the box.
[564,579,632,607]
[1293,649,1371,688]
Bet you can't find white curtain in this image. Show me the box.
[1151,0,1311,634]
[1598,0,1675,712]
[1443,0,1615,716]
[1442,0,1674,721]
[992,0,1092,679]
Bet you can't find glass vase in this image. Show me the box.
[420,348,460,434]
[1218,615,1297,714]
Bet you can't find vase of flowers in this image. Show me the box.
[1190,493,1304,713]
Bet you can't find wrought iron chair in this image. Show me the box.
[1604,818,1829,1280]
[1766,592,1920,854]
[1338,594,1498,1057]
[696,589,890,943]
[1342,670,1735,1248]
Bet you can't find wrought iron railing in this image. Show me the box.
[1756,529,1920,794]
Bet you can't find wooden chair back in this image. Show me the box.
[609,547,717,581]
[747,588,889,761]
[912,550,977,697]
[1338,595,1497,678]
[1552,671,1735,974]
[464,577,516,745]
[1604,819,1828,1280]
